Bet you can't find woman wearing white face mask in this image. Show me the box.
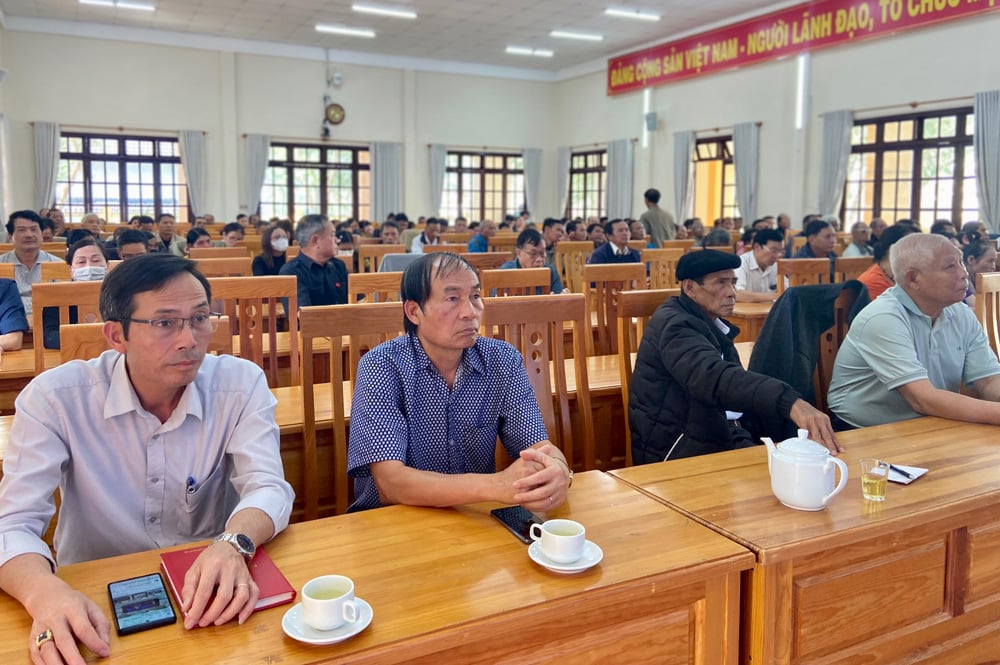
[252,224,291,276]
[42,238,108,349]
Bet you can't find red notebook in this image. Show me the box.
[160,545,296,613]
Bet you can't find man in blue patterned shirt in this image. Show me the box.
[347,253,572,511]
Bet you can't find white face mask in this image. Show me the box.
[72,266,107,282]
[272,238,289,252]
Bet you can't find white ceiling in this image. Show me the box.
[0,0,785,73]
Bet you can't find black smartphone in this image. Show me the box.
[107,573,177,636]
[491,505,540,545]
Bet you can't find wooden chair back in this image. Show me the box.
[58,316,234,364]
[207,276,299,387]
[661,239,695,250]
[299,301,406,517]
[422,244,456,253]
[616,289,679,466]
[628,240,647,253]
[40,262,71,282]
[0,264,12,280]
[555,241,593,293]
[777,258,831,294]
[459,252,508,274]
[357,244,405,273]
[439,232,472,244]
[834,256,872,282]
[0,243,67,258]
[487,234,518,254]
[348,271,403,303]
[976,272,1000,358]
[582,263,647,356]
[193,257,253,277]
[188,246,249,259]
[481,294,595,470]
[399,228,422,252]
[791,236,808,254]
[236,237,262,255]
[480,268,550,297]
[643,248,685,289]
[813,287,860,413]
[31,281,104,374]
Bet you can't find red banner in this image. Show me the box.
[607,0,1000,95]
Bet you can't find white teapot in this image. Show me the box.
[761,429,848,511]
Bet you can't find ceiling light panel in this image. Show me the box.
[605,7,660,22]
[550,30,603,42]
[315,23,377,38]
[351,3,417,20]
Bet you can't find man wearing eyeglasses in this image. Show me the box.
[0,254,293,663]
[498,228,567,294]
[735,228,784,302]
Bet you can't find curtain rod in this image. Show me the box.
[426,143,525,153]
[35,123,201,136]
[244,133,370,147]
[828,95,974,118]
[693,121,762,136]
[569,137,639,151]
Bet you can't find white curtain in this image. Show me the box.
[178,130,207,217]
[818,110,854,217]
[733,122,760,222]
[0,115,11,239]
[428,143,447,216]
[522,148,542,217]
[975,91,1000,233]
[33,121,60,211]
[672,131,695,222]
[556,146,571,216]
[606,139,634,219]
[244,133,270,216]
[372,142,402,224]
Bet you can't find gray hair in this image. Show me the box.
[850,221,868,233]
[295,214,328,248]
[889,232,952,282]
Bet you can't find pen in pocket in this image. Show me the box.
[186,476,196,493]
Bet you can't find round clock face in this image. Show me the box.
[325,103,345,125]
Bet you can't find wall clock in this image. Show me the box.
[325,103,346,125]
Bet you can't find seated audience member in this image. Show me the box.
[735,228,783,302]
[700,228,734,249]
[42,238,108,349]
[587,222,607,247]
[962,239,997,309]
[80,213,104,243]
[684,217,706,241]
[0,277,27,351]
[0,254,293,661]
[930,219,958,238]
[252,224,290,276]
[116,229,149,261]
[410,217,442,253]
[39,217,56,243]
[467,219,497,253]
[221,222,244,248]
[828,233,1000,429]
[588,219,641,264]
[48,208,67,238]
[453,216,469,234]
[193,216,208,228]
[842,222,874,257]
[203,213,216,225]
[629,251,839,464]
[793,219,837,260]
[856,223,919,300]
[869,217,888,245]
[155,213,186,256]
[379,220,401,245]
[499,229,567,294]
[961,220,990,241]
[134,215,155,234]
[630,219,655,248]
[279,214,348,307]
[186,227,214,251]
[0,210,63,315]
[347,253,571,512]
[563,220,585,241]
[357,220,374,238]
[542,218,564,265]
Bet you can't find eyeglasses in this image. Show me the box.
[518,248,546,260]
[122,312,222,337]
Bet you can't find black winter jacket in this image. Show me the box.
[629,293,801,464]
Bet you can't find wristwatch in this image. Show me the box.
[215,532,256,562]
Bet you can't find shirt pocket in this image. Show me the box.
[179,462,231,539]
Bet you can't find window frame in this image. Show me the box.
[564,149,607,220]
[259,141,371,222]
[692,136,739,221]
[440,150,525,222]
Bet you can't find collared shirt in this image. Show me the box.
[828,285,1000,427]
[279,253,348,307]
[735,251,778,294]
[467,234,488,253]
[156,233,187,257]
[0,351,293,566]
[347,334,549,511]
[0,278,28,334]
[639,204,677,247]
[0,250,63,315]
[498,259,564,294]
[410,233,440,253]
[842,242,874,258]
[588,242,642,264]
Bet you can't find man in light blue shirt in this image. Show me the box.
[828,233,1000,428]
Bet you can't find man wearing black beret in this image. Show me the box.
[629,250,841,464]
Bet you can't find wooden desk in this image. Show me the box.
[610,417,1000,664]
[728,302,772,343]
[0,349,62,413]
[0,472,753,664]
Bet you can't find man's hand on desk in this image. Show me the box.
[24,576,109,665]
[789,399,844,454]
[180,542,258,629]
[508,444,571,512]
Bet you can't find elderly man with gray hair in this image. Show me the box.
[278,214,348,307]
[828,233,1000,428]
[841,222,873,257]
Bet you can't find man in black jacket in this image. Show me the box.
[629,250,841,464]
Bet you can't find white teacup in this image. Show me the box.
[529,519,586,564]
[301,575,359,631]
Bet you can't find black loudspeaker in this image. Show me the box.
[645,112,658,132]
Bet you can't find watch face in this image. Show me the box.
[325,103,345,125]
[235,533,255,553]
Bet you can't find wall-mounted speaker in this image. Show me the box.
[645,112,658,132]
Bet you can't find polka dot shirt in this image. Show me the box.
[347,333,550,511]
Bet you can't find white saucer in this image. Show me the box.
[528,540,603,574]
[282,598,373,645]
